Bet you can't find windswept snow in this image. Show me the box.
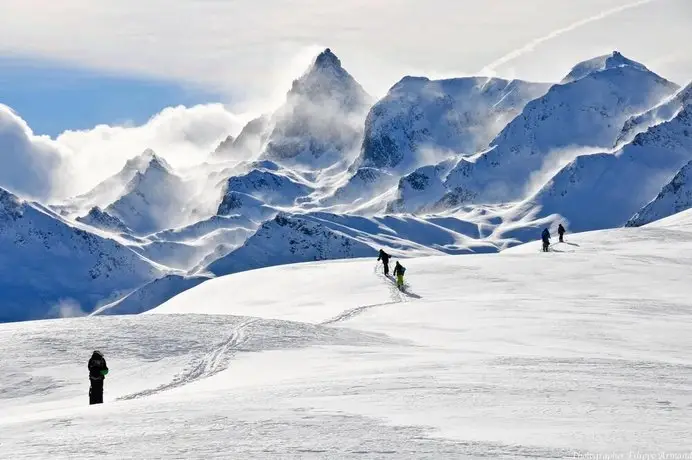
[1,220,691,457]
[355,76,550,174]
[627,159,692,227]
[439,57,678,206]
[523,102,692,232]
[260,48,372,169]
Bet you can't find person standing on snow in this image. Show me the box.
[541,228,551,252]
[88,350,109,405]
[393,261,406,290]
[377,249,391,276]
[558,224,566,243]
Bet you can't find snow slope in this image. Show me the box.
[616,82,692,146]
[2,221,691,457]
[523,101,692,232]
[203,211,502,277]
[0,187,161,322]
[627,159,692,227]
[92,274,210,316]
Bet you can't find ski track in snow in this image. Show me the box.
[118,318,260,401]
[4,220,692,458]
[320,301,401,326]
[320,263,420,325]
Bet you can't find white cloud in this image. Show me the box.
[55,104,247,198]
[0,104,67,199]
[0,102,247,201]
[0,0,689,108]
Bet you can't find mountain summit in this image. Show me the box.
[260,48,372,168]
[287,48,365,108]
[561,51,650,84]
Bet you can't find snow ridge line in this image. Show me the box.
[117,318,259,401]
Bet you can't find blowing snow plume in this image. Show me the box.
[523,144,608,198]
[260,48,373,171]
[48,299,87,318]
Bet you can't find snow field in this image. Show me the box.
[1,218,692,458]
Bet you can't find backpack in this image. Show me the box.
[400,265,406,275]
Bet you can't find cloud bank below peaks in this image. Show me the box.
[0,103,248,201]
[56,103,247,196]
[0,104,67,200]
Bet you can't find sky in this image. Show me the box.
[0,0,690,198]
[0,56,222,136]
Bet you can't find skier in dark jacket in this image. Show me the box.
[541,228,550,252]
[558,224,565,243]
[88,350,109,405]
[393,261,406,290]
[377,249,391,276]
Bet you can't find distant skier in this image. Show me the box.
[88,350,109,405]
[393,261,406,290]
[377,249,391,276]
[558,224,566,243]
[541,228,551,252]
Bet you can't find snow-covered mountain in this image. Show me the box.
[102,153,189,235]
[216,190,277,222]
[59,148,194,237]
[431,52,679,208]
[204,213,378,276]
[220,167,313,208]
[522,101,692,232]
[203,210,503,277]
[211,115,270,162]
[56,149,161,216]
[127,215,257,271]
[626,160,692,227]
[260,48,372,169]
[76,206,134,234]
[337,76,549,206]
[0,187,161,322]
[386,159,458,213]
[3,50,692,324]
[354,76,550,174]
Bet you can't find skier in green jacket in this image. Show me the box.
[393,261,406,290]
[88,350,109,405]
